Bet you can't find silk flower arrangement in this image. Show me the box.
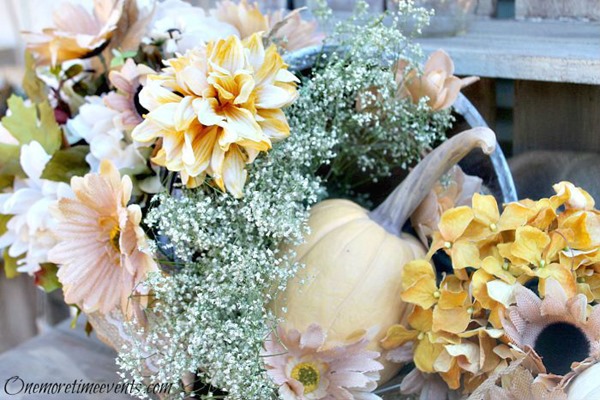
[2,0,599,399]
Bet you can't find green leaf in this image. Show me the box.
[0,214,11,237]
[0,175,13,191]
[41,146,90,183]
[3,248,21,279]
[1,95,62,155]
[110,49,138,68]
[0,142,22,176]
[50,64,62,77]
[22,51,47,103]
[64,64,84,79]
[35,263,61,293]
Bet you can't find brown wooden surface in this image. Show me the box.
[516,0,599,21]
[474,0,497,17]
[461,77,497,130]
[513,80,600,154]
[417,19,600,85]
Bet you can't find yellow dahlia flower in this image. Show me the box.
[132,33,298,197]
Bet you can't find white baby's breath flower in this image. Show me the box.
[0,141,72,274]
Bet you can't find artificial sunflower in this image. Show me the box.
[502,279,600,383]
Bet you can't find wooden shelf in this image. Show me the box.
[417,19,600,85]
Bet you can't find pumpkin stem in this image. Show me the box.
[368,127,497,236]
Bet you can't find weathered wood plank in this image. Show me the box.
[474,0,497,17]
[417,19,600,84]
[0,272,38,354]
[0,320,138,399]
[460,77,497,130]
[513,80,600,154]
[516,0,600,21]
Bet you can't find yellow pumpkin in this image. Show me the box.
[270,127,497,384]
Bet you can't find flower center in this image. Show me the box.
[534,322,590,376]
[109,226,121,253]
[291,362,320,394]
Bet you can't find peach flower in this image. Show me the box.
[23,0,124,66]
[212,0,323,51]
[104,58,155,129]
[48,160,158,317]
[263,323,383,399]
[396,50,478,111]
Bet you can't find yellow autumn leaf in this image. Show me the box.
[380,324,419,349]
[401,275,439,309]
[438,206,474,242]
[510,226,551,267]
[401,259,436,291]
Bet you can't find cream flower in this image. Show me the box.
[132,33,298,197]
[263,323,383,400]
[148,0,238,54]
[23,0,124,66]
[104,59,155,129]
[552,181,595,211]
[48,160,158,316]
[212,0,268,39]
[0,141,72,274]
[396,50,477,111]
[67,96,148,175]
[268,9,325,51]
[212,0,323,51]
[502,279,600,383]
